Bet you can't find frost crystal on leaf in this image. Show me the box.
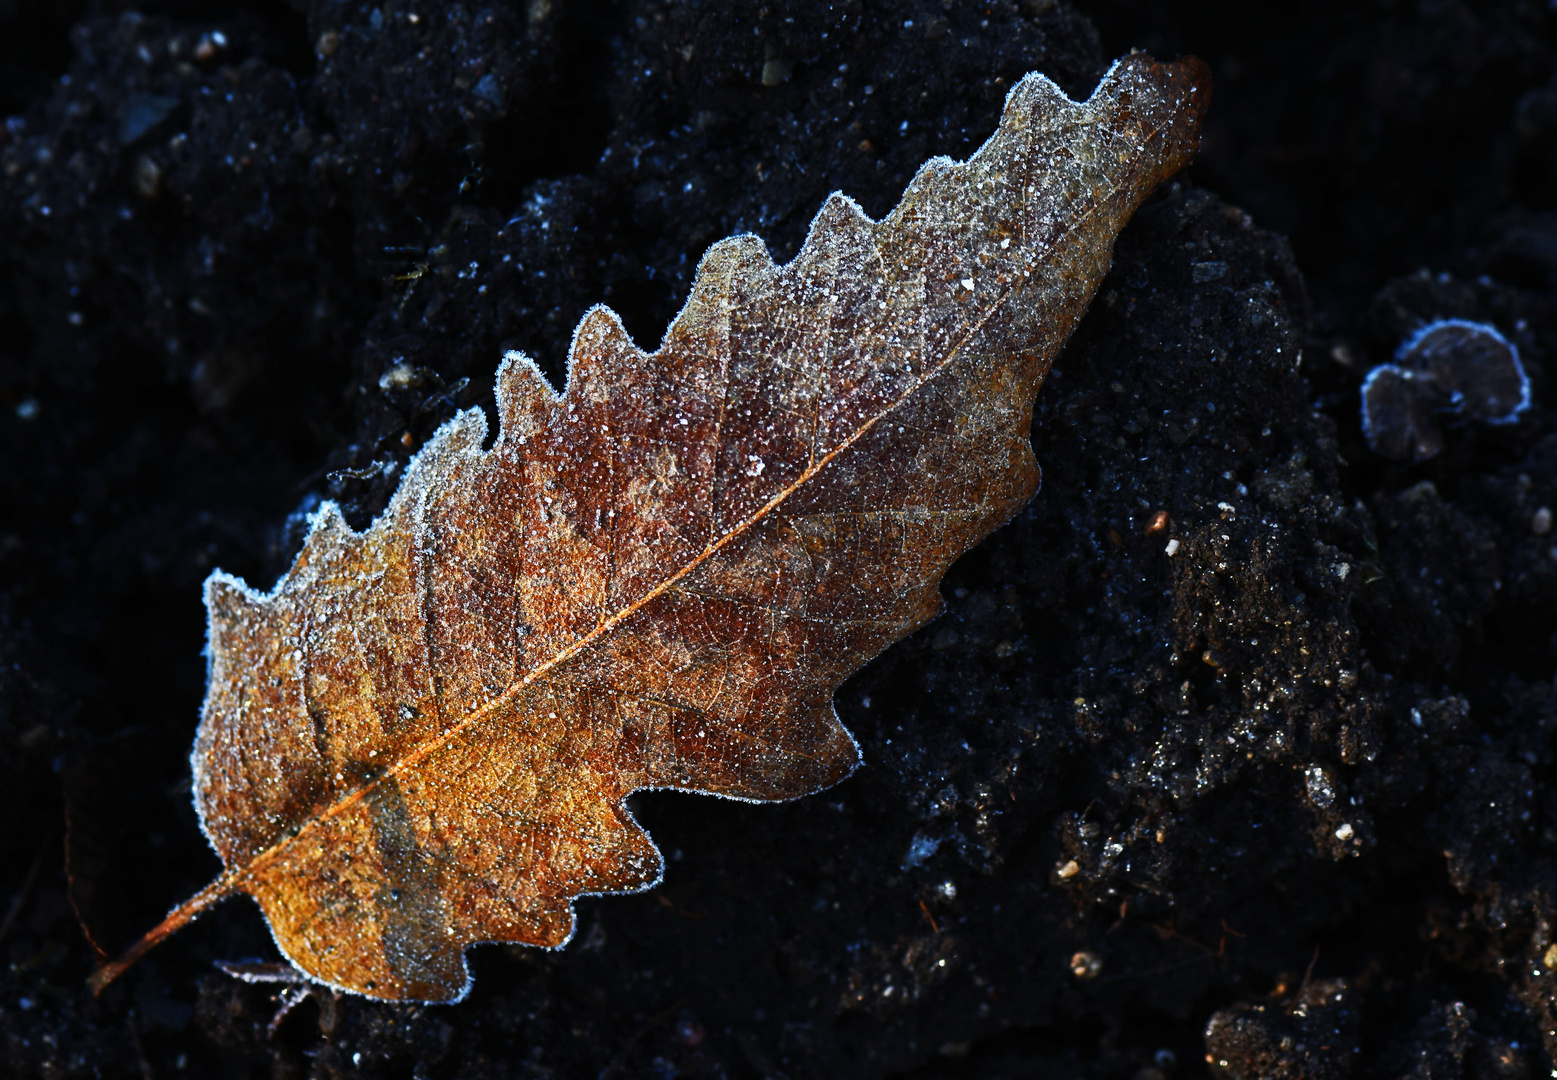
[89,54,1208,1003]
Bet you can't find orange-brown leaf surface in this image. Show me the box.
[91,54,1208,1003]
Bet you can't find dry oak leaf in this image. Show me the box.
[91,53,1208,1003]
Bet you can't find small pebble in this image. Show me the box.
[1070,951,1103,979]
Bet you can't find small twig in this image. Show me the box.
[215,960,338,1039]
[214,960,306,985]
[1152,918,1213,954]
[268,985,313,1038]
[63,796,110,964]
[1300,944,1320,993]
[918,899,940,934]
[1216,917,1247,958]
[1286,944,1321,1014]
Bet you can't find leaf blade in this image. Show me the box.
[93,54,1210,1003]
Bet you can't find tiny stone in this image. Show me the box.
[1070,951,1103,979]
[761,58,792,86]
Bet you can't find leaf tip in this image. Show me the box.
[564,303,644,396]
[302,499,349,549]
[202,568,250,608]
[495,349,558,446]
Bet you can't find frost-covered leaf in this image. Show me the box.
[90,53,1208,1003]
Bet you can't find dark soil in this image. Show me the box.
[4,1,1557,1077]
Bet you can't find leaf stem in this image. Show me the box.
[86,870,240,995]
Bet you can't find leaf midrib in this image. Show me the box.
[237,243,1028,888]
